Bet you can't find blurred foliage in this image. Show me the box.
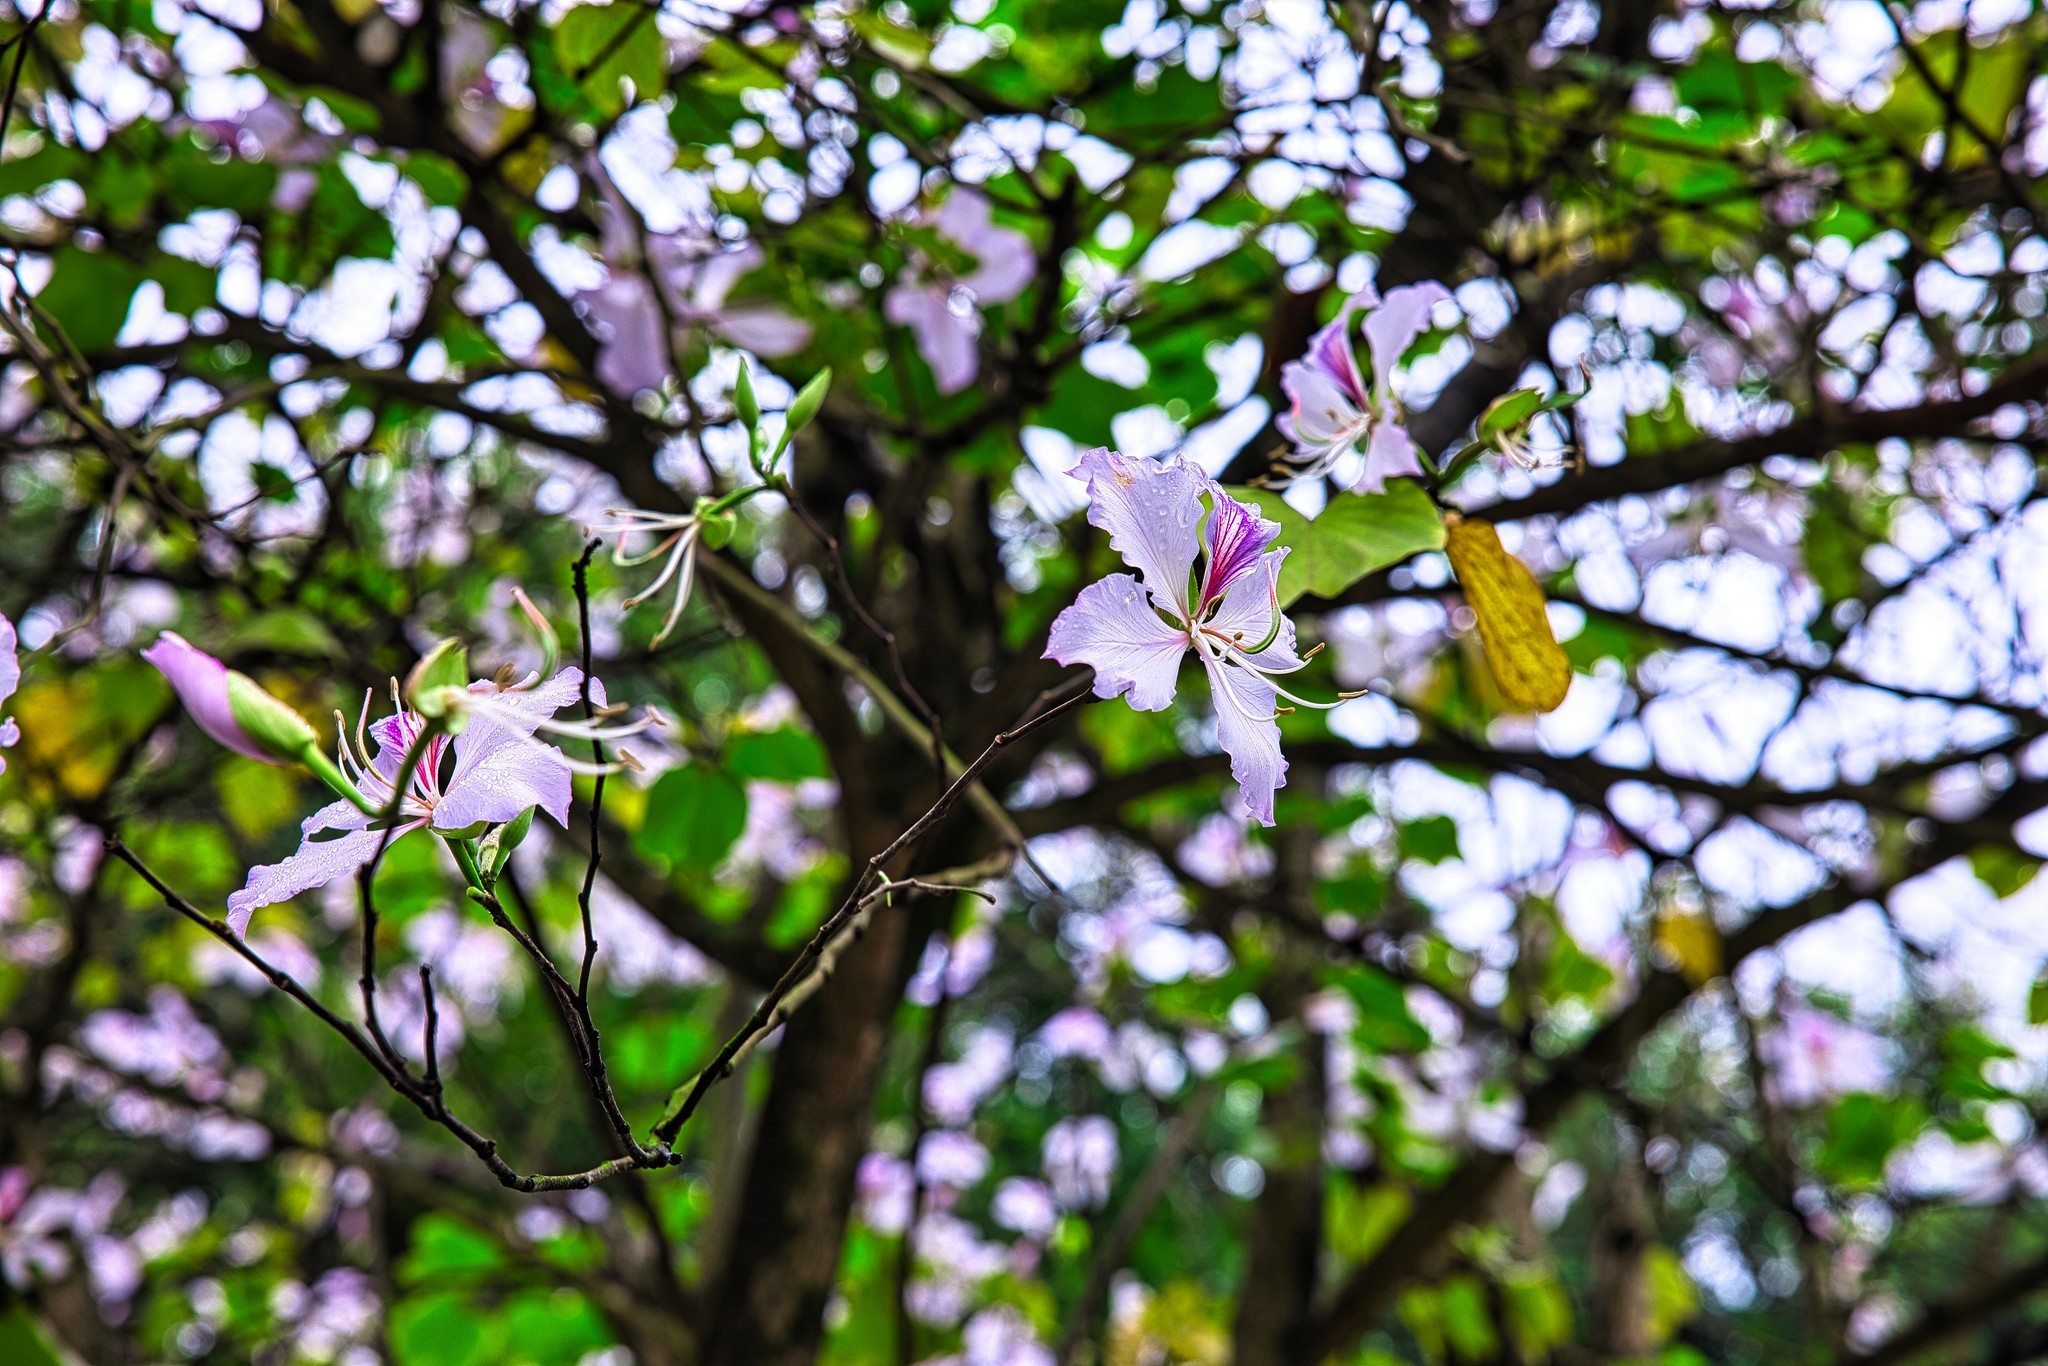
[0,0,2046,1364]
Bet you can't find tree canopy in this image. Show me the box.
[2,0,2048,1364]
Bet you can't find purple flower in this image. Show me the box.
[225,669,602,934]
[1278,282,1452,492]
[0,613,16,772]
[142,632,284,766]
[579,171,812,397]
[1046,450,1351,825]
[884,189,1035,395]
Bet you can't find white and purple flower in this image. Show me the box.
[1045,449,1351,826]
[1277,282,1451,492]
[224,669,615,933]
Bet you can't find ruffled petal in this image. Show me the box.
[1199,487,1281,608]
[1278,356,1371,460]
[434,666,587,827]
[1302,295,1372,409]
[227,821,419,936]
[1069,448,1208,618]
[1045,573,1189,712]
[1200,653,1287,827]
[1362,282,1452,399]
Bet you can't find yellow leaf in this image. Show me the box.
[1654,909,1722,987]
[1443,516,1571,713]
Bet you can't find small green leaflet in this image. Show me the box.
[1227,480,1445,607]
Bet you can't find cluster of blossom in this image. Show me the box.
[143,627,650,937]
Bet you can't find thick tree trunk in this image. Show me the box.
[699,882,912,1366]
[1233,822,1327,1366]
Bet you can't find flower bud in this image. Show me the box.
[734,361,761,429]
[144,632,317,766]
[406,638,471,724]
[772,368,832,463]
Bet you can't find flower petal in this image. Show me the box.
[1201,654,1287,827]
[885,284,980,394]
[715,305,813,358]
[434,666,589,827]
[579,276,672,398]
[1303,296,1372,409]
[936,189,1036,304]
[227,822,419,935]
[1355,420,1426,494]
[1362,281,1451,399]
[0,613,15,772]
[1278,356,1371,469]
[1070,448,1208,616]
[142,632,272,764]
[435,737,573,833]
[1046,573,1189,712]
[1199,487,1280,608]
[1203,548,1300,668]
[0,613,16,711]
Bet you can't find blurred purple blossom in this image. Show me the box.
[579,169,811,397]
[0,613,15,771]
[1277,282,1451,492]
[990,1177,1058,1239]
[1041,1114,1118,1209]
[884,189,1034,394]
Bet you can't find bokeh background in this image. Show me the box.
[3,0,2048,1364]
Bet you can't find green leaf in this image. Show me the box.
[1228,481,1445,606]
[637,762,748,872]
[2030,972,2048,1027]
[1439,1273,1501,1362]
[154,254,218,315]
[1818,1092,1925,1184]
[1969,845,2040,899]
[727,729,828,781]
[0,1306,63,1366]
[1478,387,1544,440]
[401,151,470,207]
[1330,964,1431,1053]
[555,3,667,117]
[1397,813,1460,864]
[35,246,146,354]
[249,461,298,504]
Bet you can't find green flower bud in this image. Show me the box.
[406,638,469,717]
[224,670,321,766]
[734,361,761,430]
